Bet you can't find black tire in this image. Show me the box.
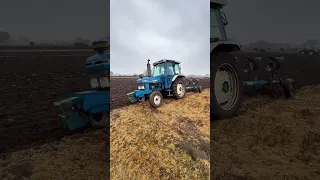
[138,96,145,102]
[283,78,295,99]
[90,112,108,129]
[172,77,186,99]
[149,91,163,108]
[211,52,244,120]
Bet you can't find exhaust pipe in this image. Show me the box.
[147,59,152,77]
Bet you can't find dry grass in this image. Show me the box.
[3,85,318,180]
[110,89,210,180]
[0,130,108,180]
[211,85,320,180]
[0,90,209,180]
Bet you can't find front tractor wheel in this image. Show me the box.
[211,52,244,119]
[149,91,163,108]
[172,78,186,99]
[90,112,108,129]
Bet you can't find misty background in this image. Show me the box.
[110,0,209,76]
[0,0,110,45]
[223,0,320,50]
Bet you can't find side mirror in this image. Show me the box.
[220,12,228,26]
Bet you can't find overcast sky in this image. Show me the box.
[110,0,209,75]
[224,0,320,44]
[0,0,109,41]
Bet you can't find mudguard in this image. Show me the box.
[211,41,241,52]
[75,91,110,114]
[172,75,185,82]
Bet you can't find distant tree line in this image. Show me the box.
[0,31,108,46]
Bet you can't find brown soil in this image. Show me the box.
[0,51,95,153]
[110,77,210,109]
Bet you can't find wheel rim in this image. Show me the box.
[214,63,239,110]
[177,83,185,96]
[154,94,161,105]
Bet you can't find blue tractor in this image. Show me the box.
[127,59,202,108]
[53,41,110,131]
[211,0,295,119]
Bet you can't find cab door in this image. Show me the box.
[164,61,175,89]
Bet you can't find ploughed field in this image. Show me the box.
[0,50,95,153]
[0,50,319,153]
[110,77,210,110]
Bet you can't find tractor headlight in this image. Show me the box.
[138,84,145,90]
[90,78,100,88]
[99,77,110,88]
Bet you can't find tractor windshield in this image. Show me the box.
[211,7,227,41]
[174,63,182,75]
[152,63,165,77]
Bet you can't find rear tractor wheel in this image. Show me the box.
[211,52,244,119]
[172,78,186,99]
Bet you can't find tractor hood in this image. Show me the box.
[86,51,110,64]
[86,51,110,72]
[137,77,160,84]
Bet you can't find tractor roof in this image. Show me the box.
[211,0,227,6]
[153,59,181,66]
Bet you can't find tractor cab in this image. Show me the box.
[211,0,228,42]
[139,59,183,91]
[210,0,240,52]
[152,59,182,77]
